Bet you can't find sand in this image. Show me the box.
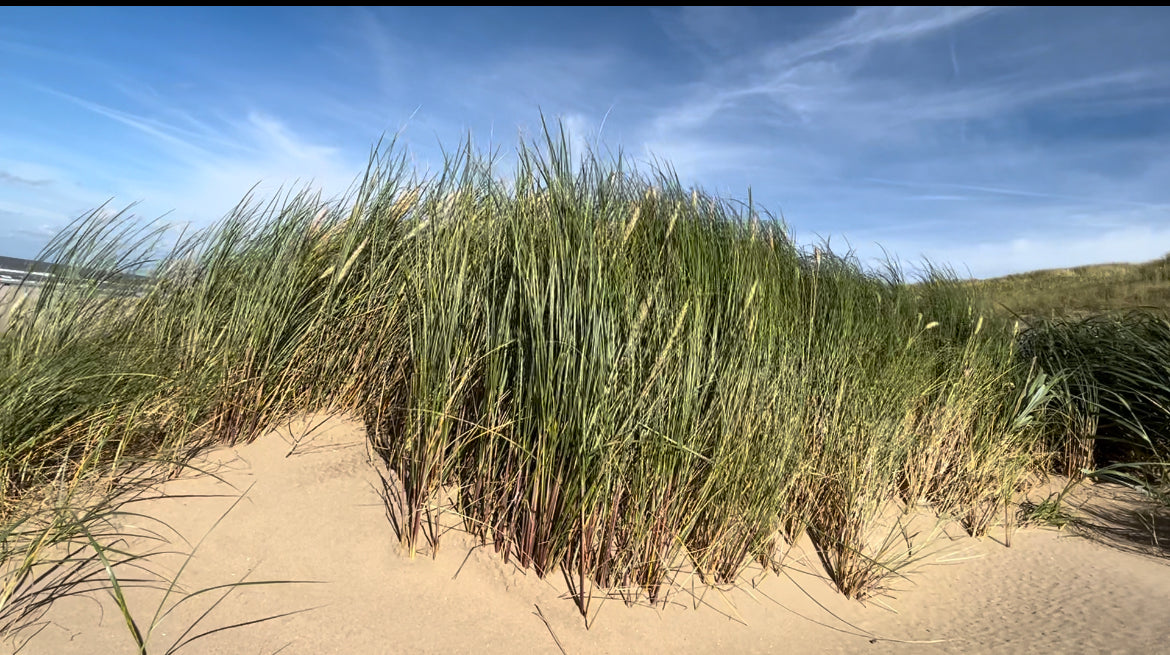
[0,286,35,333]
[10,416,1170,654]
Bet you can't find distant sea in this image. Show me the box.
[0,256,53,286]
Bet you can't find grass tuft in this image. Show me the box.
[6,119,1161,633]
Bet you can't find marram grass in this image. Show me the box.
[1,124,1072,636]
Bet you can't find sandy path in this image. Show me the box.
[13,416,1170,654]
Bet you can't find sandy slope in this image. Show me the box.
[12,416,1170,654]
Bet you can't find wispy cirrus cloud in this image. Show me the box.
[649,7,1001,134]
[0,83,366,257]
[863,177,1170,211]
[0,171,51,187]
[776,5,997,58]
[629,7,1170,277]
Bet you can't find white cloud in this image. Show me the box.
[868,211,1170,279]
[559,112,595,158]
[766,6,998,66]
[3,87,366,246]
[124,113,363,226]
[651,7,1004,135]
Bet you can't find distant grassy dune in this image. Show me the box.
[975,255,1170,319]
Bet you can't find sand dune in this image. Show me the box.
[14,416,1170,654]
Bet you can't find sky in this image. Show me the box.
[2,6,1169,278]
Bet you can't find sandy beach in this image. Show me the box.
[12,415,1168,655]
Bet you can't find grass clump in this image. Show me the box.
[1,121,1056,636]
[1019,311,1170,501]
[975,236,1170,539]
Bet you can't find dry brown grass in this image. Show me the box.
[974,255,1170,319]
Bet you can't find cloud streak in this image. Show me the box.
[0,171,51,187]
[768,6,998,65]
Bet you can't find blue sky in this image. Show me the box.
[2,6,1169,278]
